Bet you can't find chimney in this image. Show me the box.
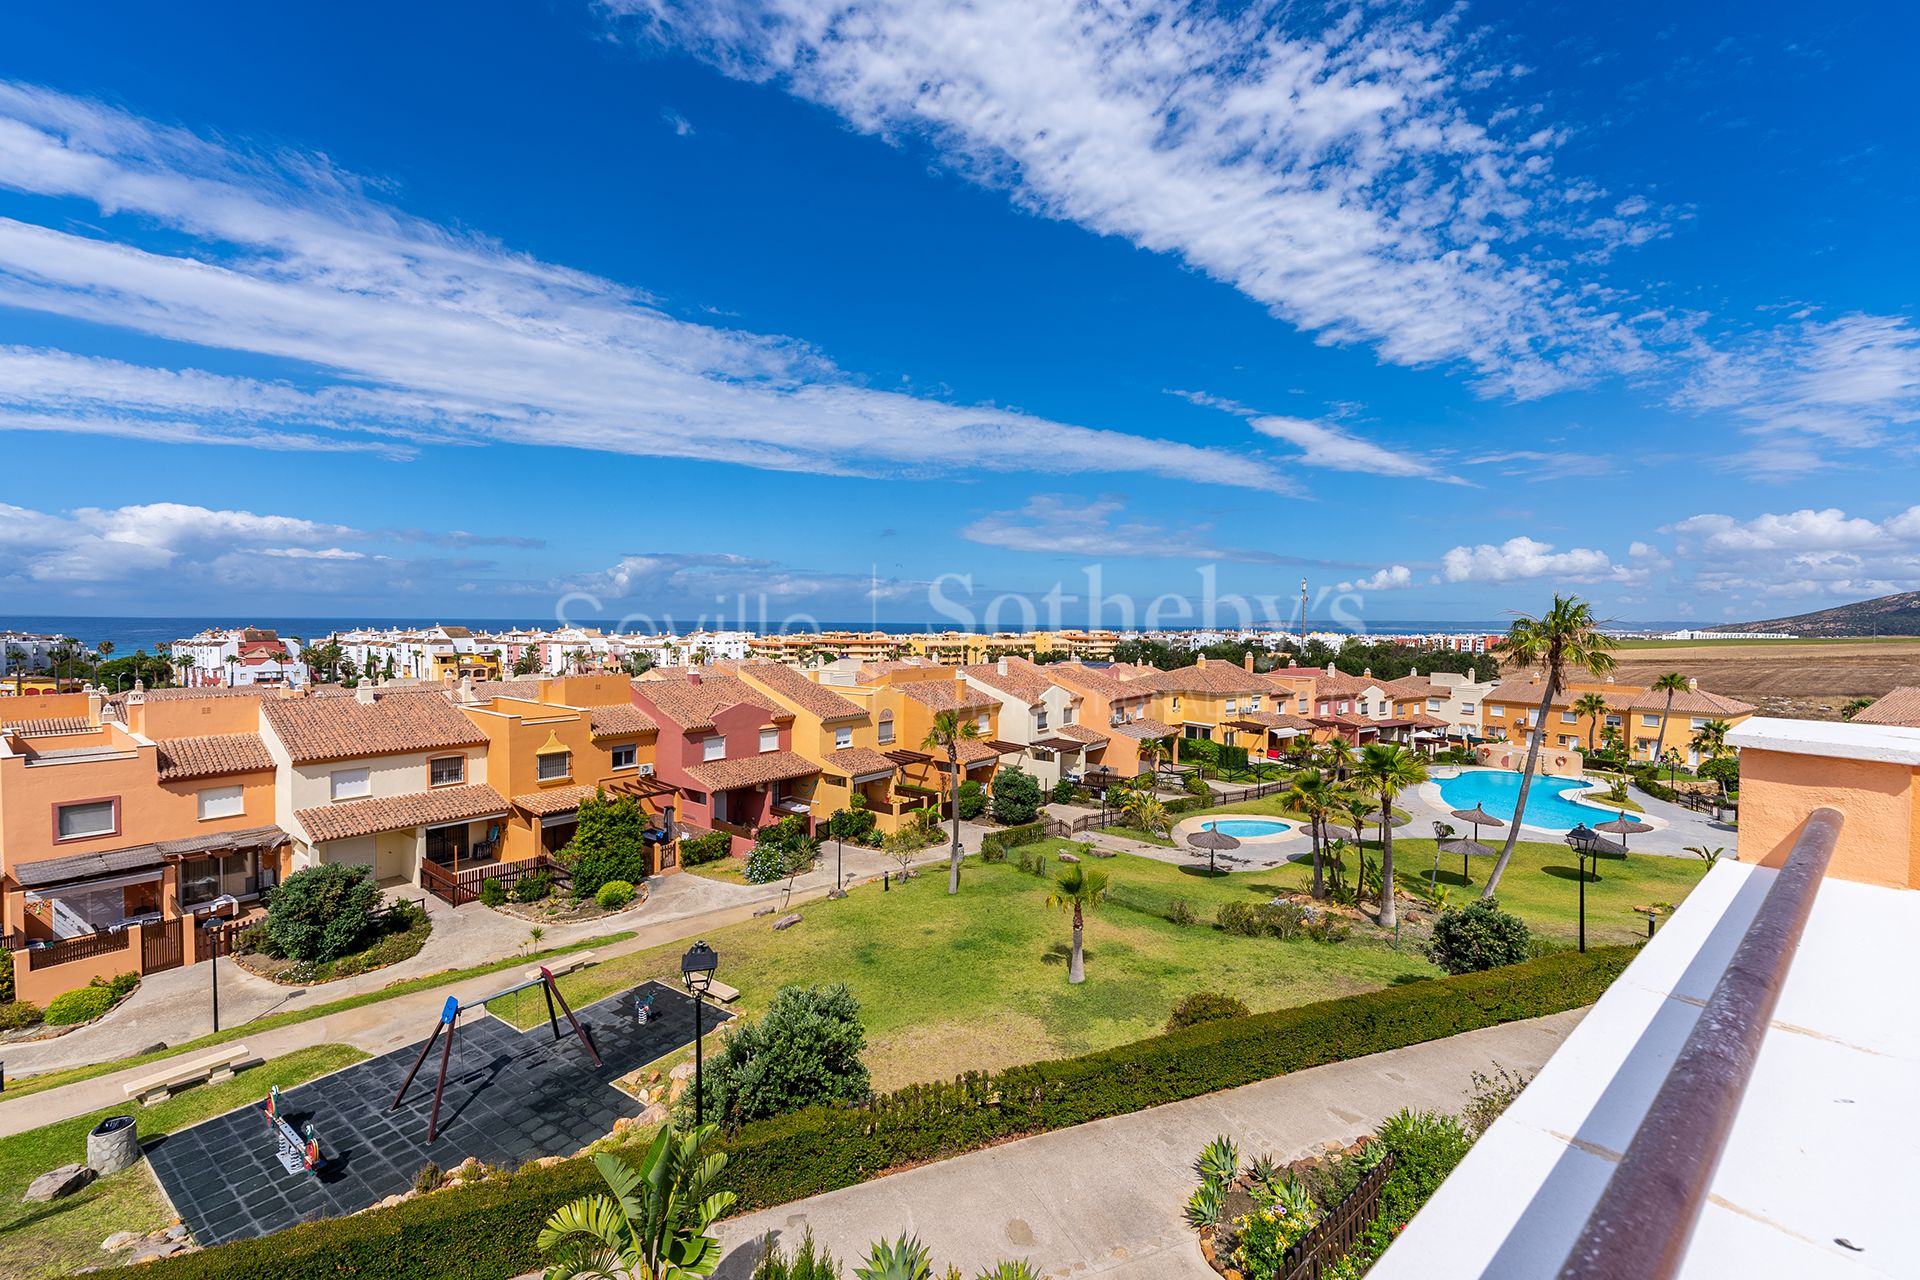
[1196,654,1208,669]
[1363,667,1372,678]
[86,685,104,726]
[1242,653,1253,672]
[1326,662,1336,675]
[1411,666,1419,678]
[997,657,1009,676]
[356,680,377,705]
[1468,666,1476,682]
[458,673,476,704]
[686,669,702,685]
[1687,676,1699,691]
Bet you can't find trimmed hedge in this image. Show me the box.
[979,823,1048,861]
[149,946,1632,1280]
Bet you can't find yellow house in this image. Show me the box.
[1143,654,1280,751]
[734,663,928,833]
[1483,674,1755,766]
[1048,663,1176,778]
[856,667,1011,810]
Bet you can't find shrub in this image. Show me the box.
[1215,901,1306,939]
[232,920,271,955]
[1166,897,1197,927]
[413,1162,445,1194]
[44,984,115,1025]
[0,945,11,1003]
[825,805,878,848]
[679,831,733,867]
[96,971,139,1001]
[979,825,1047,861]
[1183,770,1211,797]
[1461,1065,1531,1139]
[1428,898,1532,975]
[0,1000,43,1030]
[957,779,987,820]
[479,877,507,908]
[1374,1107,1473,1226]
[562,790,650,896]
[989,767,1043,825]
[698,984,872,1129]
[141,949,1631,1280]
[1167,991,1251,1031]
[594,879,636,910]
[266,863,381,962]
[1049,778,1075,804]
[512,870,553,903]
[752,1228,842,1280]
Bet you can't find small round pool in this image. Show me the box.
[1200,818,1293,840]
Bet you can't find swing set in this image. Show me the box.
[388,964,602,1143]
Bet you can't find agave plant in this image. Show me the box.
[1247,1153,1281,1189]
[1194,1134,1239,1187]
[1184,1181,1224,1231]
[975,1263,1040,1280]
[855,1235,933,1280]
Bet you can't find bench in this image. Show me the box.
[123,1045,251,1105]
[524,950,594,983]
[705,979,740,1004]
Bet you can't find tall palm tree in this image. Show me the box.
[1284,768,1341,900]
[537,1123,734,1280]
[1648,672,1689,768]
[1317,736,1356,782]
[1138,736,1167,789]
[1353,744,1428,930]
[922,708,979,895]
[1046,862,1109,985]
[1483,594,1618,898]
[1573,692,1610,755]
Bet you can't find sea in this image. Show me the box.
[0,614,1692,656]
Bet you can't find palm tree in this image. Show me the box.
[1317,736,1356,782]
[921,708,979,895]
[1840,696,1876,721]
[536,1122,734,1280]
[97,640,115,663]
[1138,737,1168,789]
[1284,768,1341,900]
[1690,718,1730,762]
[1483,595,1617,898]
[1648,672,1689,768]
[1046,862,1109,984]
[1573,692,1610,755]
[1353,744,1428,930]
[224,654,238,687]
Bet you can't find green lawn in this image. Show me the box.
[0,1044,365,1280]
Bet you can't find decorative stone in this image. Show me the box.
[1058,852,1080,863]
[669,1062,696,1081]
[752,906,776,917]
[773,913,803,930]
[638,1102,670,1126]
[127,1240,188,1265]
[101,1232,142,1252]
[162,1224,188,1242]
[23,1163,94,1202]
[88,1115,140,1176]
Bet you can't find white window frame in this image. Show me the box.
[759,727,779,753]
[834,726,853,749]
[703,735,725,762]
[977,712,990,732]
[610,743,637,771]
[877,715,895,745]
[1489,705,1505,717]
[1561,711,1578,724]
[429,755,465,787]
[1643,713,1662,727]
[197,785,245,821]
[330,767,372,801]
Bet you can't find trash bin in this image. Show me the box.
[88,1115,140,1176]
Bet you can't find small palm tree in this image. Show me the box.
[1648,671,1689,767]
[1318,736,1356,782]
[1573,692,1610,755]
[1118,786,1171,841]
[1690,718,1730,762]
[1138,736,1167,788]
[922,708,979,895]
[1046,861,1109,984]
[536,1122,735,1280]
[1484,595,1617,897]
[1353,744,1428,929]
[1840,696,1876,721]
[855,1235,932,1280]
[1284,768,1341,900]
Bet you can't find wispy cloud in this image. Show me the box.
[0,80,1293,494]
[1665,505,1920,598]
[619,0,1660,397]
[1170,389,1464,484]
[960,494,1346,566]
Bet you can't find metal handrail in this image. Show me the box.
[1557,806,1841,1279]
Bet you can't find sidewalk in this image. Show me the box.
[705,1009,1585,1278]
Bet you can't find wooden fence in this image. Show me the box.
[421,856,570,907]
[24,926,132,971]
[1280,1151,1396,1280]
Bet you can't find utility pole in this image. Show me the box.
[1299,578,1309,653]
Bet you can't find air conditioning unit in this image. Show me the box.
[637,762,655,777]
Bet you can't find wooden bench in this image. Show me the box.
[523,951,594,983]
[123,1045,251,1105]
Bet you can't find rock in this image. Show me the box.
[752,906,776,917]
[128,1241,190,1265]
[162,1224,189,1242]
[23,1164,94,1202]
[1058,852,1080,863]
[773,913,803,930]
[101,1232,142,1252]
[639,1103,669,1126]
[137,1043,168,1056]
[669,1062,696,1081]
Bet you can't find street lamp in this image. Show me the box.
[202,895,238,1032]
[1565,827,1598,954]
[680,940,719,1127]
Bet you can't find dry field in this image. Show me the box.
[1611,639,1920,720]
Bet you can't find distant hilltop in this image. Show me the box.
[1712,590,1920,638]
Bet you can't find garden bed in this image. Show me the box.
[234,912,431,986]
[487,883,648,925]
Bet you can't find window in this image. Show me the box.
[430,756,465,787]
[878,713,894,745]
[1460,702,1476,715]
[537,750,571,782]
[1605,714,1622,727]
[977,712,990,733]
[610,744,637,771]
[1297,698,1309,715]
[1224,699,1237,713]
[703,735,725,762]
[835,726,853,749]
[1338,700,1350,714]
[1561,711,1577,724]
[182,851,258,905]
[1171,696,1182,712]
[760,727,780,753]
[1063,704,1076,724]
[1035,709,1049,731]
[55,799,117,841]
[1643,713,1662,727]
[197,785,244,821]
[1428,698,1444,713]
[330,768,371,801]
[1489,705,1505,717]
[1692,717,1709,730]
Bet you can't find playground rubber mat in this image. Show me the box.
[145,980,729,1246]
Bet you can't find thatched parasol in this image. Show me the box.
[1186,825,1241,875]
[1595,811,1652,855]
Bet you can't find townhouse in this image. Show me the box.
[170,627,309,689]
[853,666,1011,803]
[1048,662,1178,778]
[1,631,73,678]
[1482,673,1755,765]
[733,662,929,833]
[961,656,1105,785]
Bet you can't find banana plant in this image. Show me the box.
[537,1122,735,1280]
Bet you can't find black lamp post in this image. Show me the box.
[1565,827,1597,953]
[203,894,238,1032]
[680,940,719,1126]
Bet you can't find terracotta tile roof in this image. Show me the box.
[821,746,900,779]
[1049,663,1148,703]
[1228,711,1320,732]
[154,732,274,781]
[962,656,1053,705]
[1849,687,1920,727]
[472,679,544,701]
[1145,661,1269,695]
[955,739,1002,764]
[262,690,488,764]
[1404,713,1451,729]
[296,784,508,843]
[1313,711,1380,729]
[1107,717,1178,740]
[897,681,998,714]
[1382,675,1437,697]
[13,825,290,889]
[511,782,605,816]
[684,750,819,791]
[854,659,945,683]
[0,714,91,736]
[588,704,658,739]
[739,663,866,721]
[113,685,270,706]
[633,674,789,734]
[1053,722,1108,744]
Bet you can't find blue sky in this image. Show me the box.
[0,0,1916,629]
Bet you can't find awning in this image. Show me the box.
[1032,736,1085,752]
[882,748,931,766]
[983,739,1027,755]
[13,824,291,891]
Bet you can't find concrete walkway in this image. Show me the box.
[707,1009,1585,1279]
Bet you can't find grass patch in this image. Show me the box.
[4,933,633,1100]
[0,1045,365,1280]
[683,858,751,885]
[1094,824,1177,847]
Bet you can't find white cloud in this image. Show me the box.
[1171,390,1463,483]
[961,494,1338,566]
[619,0,1658,396]
[0,81,1292,494]
[1664,505,1920,597]
[1338,565,1413,592]
[1440,536,1636,585]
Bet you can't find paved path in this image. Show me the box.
[706,1009,1586,1279]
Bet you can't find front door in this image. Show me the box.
[424,823,469,866]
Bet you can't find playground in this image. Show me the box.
[145,977,728,1247]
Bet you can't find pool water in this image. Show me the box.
[1437,770,1613,832]
[1200,818,1293,839]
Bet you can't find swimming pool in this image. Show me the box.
[1437,770,1614,832]
[1200,818,1293,839]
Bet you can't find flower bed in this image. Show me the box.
[487,881,648,925]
